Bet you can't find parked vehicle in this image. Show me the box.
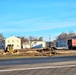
[68,39,76,49]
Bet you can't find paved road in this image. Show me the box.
[0,67,76,75]
[0,56,76,75]
[0,55,76,66]
[0,61,76,75]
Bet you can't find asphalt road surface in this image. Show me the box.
[0,55,76,75]
[0,67,76,75]
[0,55,76,66]
[0,61,76,75]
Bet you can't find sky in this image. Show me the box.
[0,0,76,41]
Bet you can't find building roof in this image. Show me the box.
[70,36,76,39]
[6,36,21,40]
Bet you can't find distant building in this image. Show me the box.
[23,41,46,48]
[70,36,76,39]
[0,40,5,50]
[56,38,68,49]
[68,36,76,49]
[5,36,21,49]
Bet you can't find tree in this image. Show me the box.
[52,40,57,47]
[38,37,43,41]
[57,32,68,40]
[67,31,76,39]
[0,33,5,41]
[27,36,44,48]
[57,31,76,40]
[18,36,28,48]
[28,36,39,48]
[55,31,76,48]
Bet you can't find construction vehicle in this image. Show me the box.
[5,44,14,52]
[5,44,18,54]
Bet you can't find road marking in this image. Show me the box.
[0,65,76,72]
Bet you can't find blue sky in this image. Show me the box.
[0,0,76,41]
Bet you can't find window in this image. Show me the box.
[8,41,10,42]
[12,40,14,42]
[17,45,19,47]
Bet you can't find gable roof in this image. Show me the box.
[6,36,21,40]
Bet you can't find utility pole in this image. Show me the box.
[49,35,51,48]
[49,35,52,55]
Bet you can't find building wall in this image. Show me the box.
[5,36,21,49]
[0,40,5,50]
[23,43,30,48]
[23,41,46,48]
[56,39,68,49]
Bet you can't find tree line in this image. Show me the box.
[57,31,76,40]
[0,31,76,42]
[52,31,76,47]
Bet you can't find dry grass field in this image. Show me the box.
[0,48,76,59]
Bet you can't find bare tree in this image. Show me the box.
[67,31,76,39]
[21,37,28,44]
[0,33,5,42]
[28,36,43,48]
[18,36,28,48]
[38,37,43,41]
[57,31,76,40]
[57,32,68,40]
[52,40,57,47]
[28,36,37,48]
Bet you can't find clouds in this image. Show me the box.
[0,0,76,40]
[0,17,76,33]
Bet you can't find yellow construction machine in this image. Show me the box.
[5,45,18,54]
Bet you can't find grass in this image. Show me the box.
[0,55,48,60]
[0,54,76,60]
[0,50,76,60]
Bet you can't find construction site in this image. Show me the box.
[0,45,76,59]
[0,34,76,59]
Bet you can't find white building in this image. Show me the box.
[23,41,46,49]
[5,36,21,49]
